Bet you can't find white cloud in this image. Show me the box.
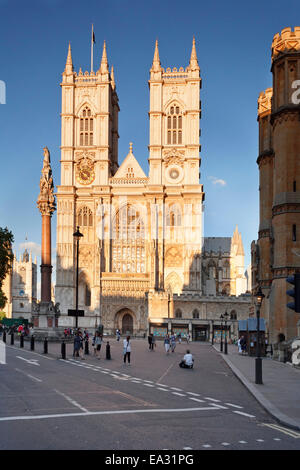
[208,176,227,186]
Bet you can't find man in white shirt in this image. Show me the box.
[179,350,194,368]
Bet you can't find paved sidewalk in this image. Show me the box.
[214,343,300,431]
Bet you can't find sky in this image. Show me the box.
[1,0,299,296]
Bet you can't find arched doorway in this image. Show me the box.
[122,313,133,335]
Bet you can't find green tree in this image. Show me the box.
[0,227,14,310]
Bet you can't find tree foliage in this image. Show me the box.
[0,227,14,309]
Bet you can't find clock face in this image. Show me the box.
[77,168,95,185]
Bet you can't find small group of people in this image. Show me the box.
[64,328,74,338]
[17,324,29,336]
[73,329,90,359]
[163,332,183,354]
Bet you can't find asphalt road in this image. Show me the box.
[1,338,300,451]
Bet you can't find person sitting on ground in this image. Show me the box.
[179,349,194,368]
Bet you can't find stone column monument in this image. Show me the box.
[33,147,60,337]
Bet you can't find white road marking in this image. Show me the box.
[233,411,255,418]
[54,389,88,413]
[187,392,200,397]
[238,441,247,444]
[16,356,40,366]
[204,397,221,402]
[211,404,229,410]
[189,398,205,403]
[172,392,186,397]
[256,439,264,442]
[170,387,183,391]
[225,403,243,409]
[8,345,54,360]
[157,387,169,392]
[202,444,212,448]
[0,406,222,422]
[143,383,155,387]
[15,368,42,383]
[221,442,230,446]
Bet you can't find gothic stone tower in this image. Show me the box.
[148,38,204,315]
[55,42,119,322]
[256,27,300,341]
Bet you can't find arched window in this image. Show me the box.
[112,205,145,273]
[192,309,199,319]
[79,106,94,146]
[77,206,93,227]
[223,260,230,279]
[175,309,182,319]
[85,285,91,307]
[166,204,182,226]
[167,104,183,145]
[230,310,237,320]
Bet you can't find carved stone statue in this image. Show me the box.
[37,147,56,216]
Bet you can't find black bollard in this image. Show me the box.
[43,337,48,354]
[10,333,14,345]
[106,342,111,360]
[30,335,35,351]
[20,335,24,348]
[3,330,6,343]
[84,339,89,355]
[61,340,66,359]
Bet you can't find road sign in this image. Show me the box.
[67,310,85,317]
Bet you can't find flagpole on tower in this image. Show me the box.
[91,23,95,73]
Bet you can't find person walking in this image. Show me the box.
[73,332,82,358]
[240,335,247,355]
[164,334,170,354]
[116,329,121,341]
[151,334,156,350]
[238,336,242,354]
[123,336,131,364]
[170,333,176,353]
[148,333,153,350]
[186,333,191,344]
[93,331,102,359]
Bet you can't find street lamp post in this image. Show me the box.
[211,320,214,345]
[224,311,229,355]
[220,314,224,352]
[73,226,83,330]
[255,286,265,385]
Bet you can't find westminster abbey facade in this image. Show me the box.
[55,39,250,340]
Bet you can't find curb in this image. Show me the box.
[213,345,300,432]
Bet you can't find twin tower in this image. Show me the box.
[254,27,300,341]
[56,39,204,332]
